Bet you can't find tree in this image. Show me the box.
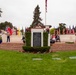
[0,21,13,30]
[0,8,2,17]
[58,23,66,34]
[74,26,76,33]
[50,28,55,34]
[30,5,43,27]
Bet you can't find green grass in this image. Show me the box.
[0,50,76,75]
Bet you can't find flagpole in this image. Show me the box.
[45,0,46,25]
[45,0,47,25]
[45,6,46,25]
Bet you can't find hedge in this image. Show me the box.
[22,46,50,53]
[43,32,48,46]
[25,32,31,46]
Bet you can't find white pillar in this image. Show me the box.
[31,32,33,47]
[41,32,43,47]
[48,33,50,46]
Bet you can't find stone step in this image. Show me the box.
[1,43,76,53]
[0,43,24,52]
[51,43,76,52]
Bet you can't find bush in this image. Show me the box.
[22,46,50,53]
[22,46,33,52]
[25,32,31,46]
[65,42,74,44]
[43,32,48,46]
[50,28,55,34]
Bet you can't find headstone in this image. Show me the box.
[52,57,61,60]
[69,56,76,59]
[32,58,42,60]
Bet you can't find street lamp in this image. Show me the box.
[0,8,2,17]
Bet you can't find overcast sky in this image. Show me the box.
[0,0,76,29]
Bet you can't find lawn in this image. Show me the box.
[0,50,76,75]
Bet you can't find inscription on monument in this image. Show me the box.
[33,32,41,47]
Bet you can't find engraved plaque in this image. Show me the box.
[33,32,41,47]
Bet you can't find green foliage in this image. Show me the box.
[0,50,76,75]
[0,8,2,17]
[13,26,17,30]
[50,28,55,34]
[43,32,48,46]
[30,5,43,27]
[0,35,2,40]
[22,46,50,53]
[58,23,66,34]
[0,21,13,30]
[25,32,31,46]
[22,46,33,52]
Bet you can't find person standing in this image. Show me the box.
[7,32,10,42]
[22,35,25,43]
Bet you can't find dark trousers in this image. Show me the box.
[7,36,10,42]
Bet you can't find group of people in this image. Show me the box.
[50,34,60,44]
